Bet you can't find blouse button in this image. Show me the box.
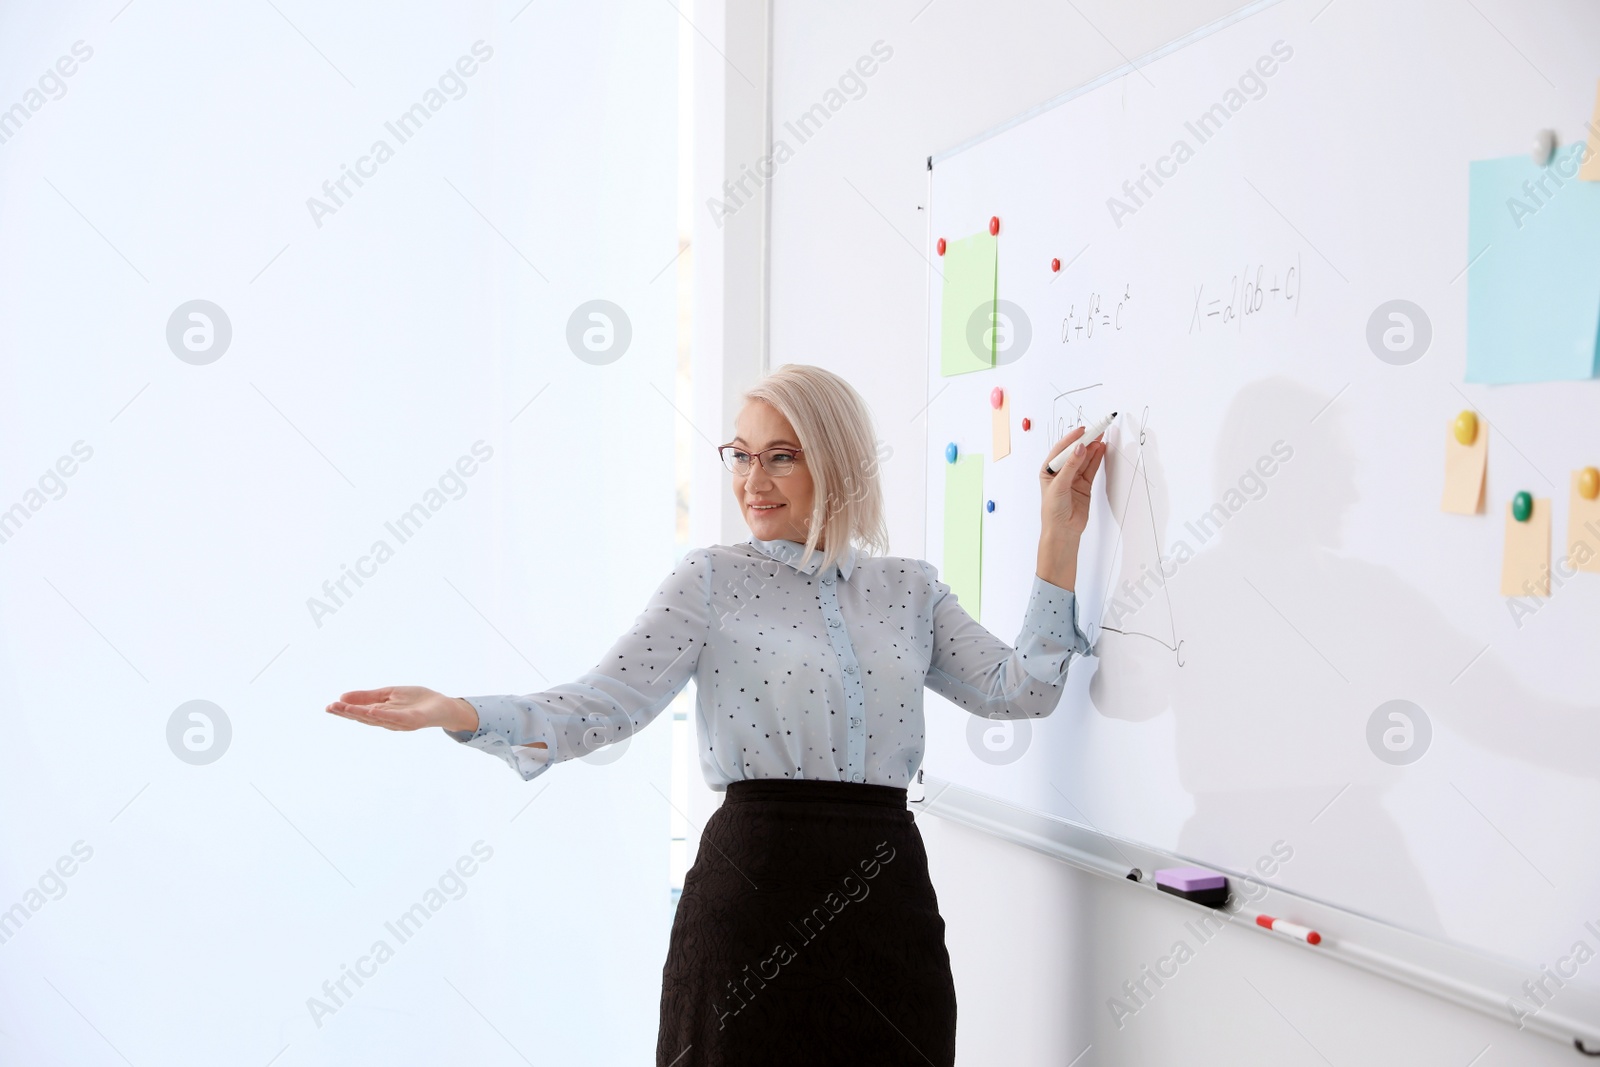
[850,772,864,783]
[850,717,862,727]
[828,618,841,628]
[844,664,856,674]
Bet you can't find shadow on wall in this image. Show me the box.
[1084,376,1600,941]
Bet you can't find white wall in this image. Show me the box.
[0,2,680,1063]
[762,1,1578,1063]
[684,0,773,865]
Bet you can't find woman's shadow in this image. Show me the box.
[1085,376,1599,947]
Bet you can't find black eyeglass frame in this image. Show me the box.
[717,444,806,476]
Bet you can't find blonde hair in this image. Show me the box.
[742,364,890,573]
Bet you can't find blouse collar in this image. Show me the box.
[745,535,858,581]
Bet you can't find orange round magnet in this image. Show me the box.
[1579,467,1600,501]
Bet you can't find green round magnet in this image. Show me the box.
[1512,491,1533,523]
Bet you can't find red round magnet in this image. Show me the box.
[936,237,946,256]
[990,386,1004,409]
[1051,258,1061,272]
[988,216,1000,236]
[1021,417,1031,431]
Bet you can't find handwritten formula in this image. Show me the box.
[1189,255,1301,334]
[1061,285,1133,345]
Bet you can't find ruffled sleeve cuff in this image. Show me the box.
[1016,575,1093,683]
[443,695,556,782]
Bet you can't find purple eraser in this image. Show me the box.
[1155,867,1227,893]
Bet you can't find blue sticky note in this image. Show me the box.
[1466,146,1600,384]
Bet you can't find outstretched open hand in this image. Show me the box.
[326,685,476,733]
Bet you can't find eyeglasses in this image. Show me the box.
[718,444,804,477]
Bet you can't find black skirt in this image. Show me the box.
[656,778,957,1067]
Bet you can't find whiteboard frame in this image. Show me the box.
[919,0,1600,1046]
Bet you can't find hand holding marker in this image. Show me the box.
[1047,411,1118,474]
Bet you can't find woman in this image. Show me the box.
[326,364,1105,1066]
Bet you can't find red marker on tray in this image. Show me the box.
[1256,914,1322,945]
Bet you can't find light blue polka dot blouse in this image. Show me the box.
[446,535,1092,788]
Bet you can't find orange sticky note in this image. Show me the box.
[1583,81,1600,181]
[1441,423,1487,514]
[1567,470,1600,573]
[991,393,1012,461]
[1501,497,1551,596]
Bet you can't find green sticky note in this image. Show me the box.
[942,454,984,615]
[1466,146,1600,383]
[939,231,997,377]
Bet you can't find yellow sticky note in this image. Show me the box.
[1583,81,1600,181]
[1501,498,1551,596]
[1441,423,1487,514]
[991,394,1011,461]
[1567,470,1600,573]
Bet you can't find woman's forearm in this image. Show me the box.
[449,697,480,733]
[1036,532,1081,591]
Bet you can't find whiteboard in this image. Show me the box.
[922,0,1600,980]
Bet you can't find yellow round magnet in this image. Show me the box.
[1580,466,1600,501]
[1453,410,1478,445]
